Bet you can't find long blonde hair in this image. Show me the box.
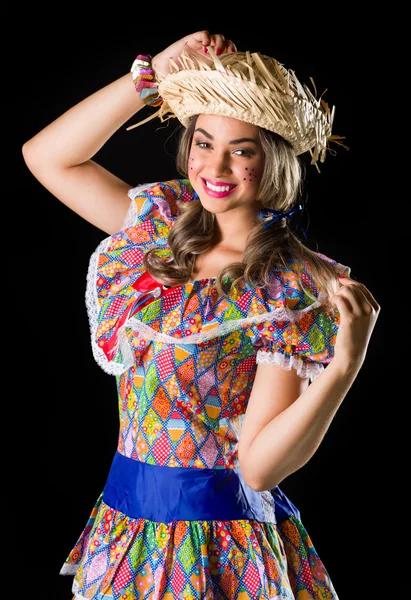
[144,114,343,306]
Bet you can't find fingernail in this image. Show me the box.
[216,48,222,56]
[203,46,208,54]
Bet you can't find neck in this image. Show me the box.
[213,206,259,251]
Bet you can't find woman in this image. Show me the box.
[23,31,380,600]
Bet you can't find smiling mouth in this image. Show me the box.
[202,178,237,191]
[200,178,239,198]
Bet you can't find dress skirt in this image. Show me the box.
[61,451,339,599]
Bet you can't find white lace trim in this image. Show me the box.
[60,562,79,576]
[86,267,328,376]
[122,299,325,344]
[260,490,276,523]
[85,233,125,376]
[84,182,158,377]
[113,297,328,375]
[85,180,331,376]
[71,580,88,599]
[256,349,324,382]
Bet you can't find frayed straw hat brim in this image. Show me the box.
[127,47,349,172]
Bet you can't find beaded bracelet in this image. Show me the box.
[130,54,163,107]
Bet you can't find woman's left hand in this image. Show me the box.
[152,31,237,81]
[330,276,381,373]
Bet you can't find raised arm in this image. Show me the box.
[22,71,145,235]
[22,31,236,236]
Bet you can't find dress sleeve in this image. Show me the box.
[254,254,352,383]
[121,179,194,232]
[85,179,195,376]
[121,181,158,229]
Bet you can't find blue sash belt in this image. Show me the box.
[103,451,300,525]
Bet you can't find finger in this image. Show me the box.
[208,33,227,55]
[222,40,237,53]
[210,33,226,45]
[338,277,380,311]
[351,285,377,314]
[330,293,352,317]
[338,285,370,317]
[192,30,212,46]
[227,40,238,52]
[332,287,356,314]
[336,284,377,319]
[183,31,213,56]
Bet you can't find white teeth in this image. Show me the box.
[205,181,234,192]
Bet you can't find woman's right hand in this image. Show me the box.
[152,31,237,79]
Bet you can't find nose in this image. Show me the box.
[208,151,233,177]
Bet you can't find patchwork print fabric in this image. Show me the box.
[62,179,348,598]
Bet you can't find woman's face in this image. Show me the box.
[188,114,265,217]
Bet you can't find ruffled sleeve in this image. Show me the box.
[251,253,352,383]
[85,179,196,376]
[120,179,195,232]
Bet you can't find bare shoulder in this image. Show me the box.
[23,151,133,235]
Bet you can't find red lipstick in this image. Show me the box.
[201,178,238,198]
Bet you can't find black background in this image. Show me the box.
[19,13,384,600]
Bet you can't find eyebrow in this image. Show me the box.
[194,128,258,145]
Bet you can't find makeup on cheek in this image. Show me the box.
[243,167,260,182]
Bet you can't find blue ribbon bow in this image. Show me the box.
[259,204,307,240]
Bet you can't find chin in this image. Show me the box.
[197,195,236,214]
[193,186,234,211]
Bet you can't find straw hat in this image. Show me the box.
[126,47,349,172]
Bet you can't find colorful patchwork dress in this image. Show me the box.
[61,178,351,599]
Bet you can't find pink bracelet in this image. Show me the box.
[130,54,163,107]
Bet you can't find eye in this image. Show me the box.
[194,142,254,157]
[235,149,254,157]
